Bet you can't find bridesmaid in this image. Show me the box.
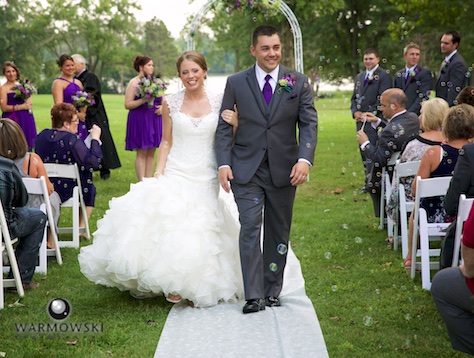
[124,55,163,181]
[51,54,88,140]
[0,62,37,149]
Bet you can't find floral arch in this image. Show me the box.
[187,0,304,73]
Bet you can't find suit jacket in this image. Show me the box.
[351,66,392,118]
[75,70,121,169]
[435,52,467,106]
[215,65,318,188]
[444,143,474,216]
[394,65,432,115]
[363,111,420,191]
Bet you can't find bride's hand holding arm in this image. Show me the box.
[154,99,172,178]
[221,104,238,138]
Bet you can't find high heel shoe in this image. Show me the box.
[166,293,182,303]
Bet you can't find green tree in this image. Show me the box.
[143,18,180,79]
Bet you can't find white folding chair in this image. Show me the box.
[380,151,400,230]
[411,176,453,290]
[394,160,421,257]
[22,177,63,273]
[452,194,474,267]
[0,198,25,305]
[44,163,90,248]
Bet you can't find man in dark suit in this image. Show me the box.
[72,54,121,179]
[357,88,420,217]
[435,31,468,106]
[215,25,318,314]
[351,48,392,190]
[394,43,432,115]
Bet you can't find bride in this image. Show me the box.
[79,51,243,307]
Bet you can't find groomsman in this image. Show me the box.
[394,43,432,115]
[350,48,392,190]
[435,31,467,106]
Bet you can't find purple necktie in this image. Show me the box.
[262,75,272,105]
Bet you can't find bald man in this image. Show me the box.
[356,88,420,217]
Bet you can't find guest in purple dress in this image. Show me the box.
[51,54,88,140]
[36,103,103,233]
[0,62,37,149]
[125,55,163,181]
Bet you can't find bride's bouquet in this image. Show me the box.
[72,90,96,108]
[12,79,37,114]
[136,76,167,108]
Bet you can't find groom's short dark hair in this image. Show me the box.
[252,25,280,46]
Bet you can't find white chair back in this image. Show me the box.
[411,176,453,290]
[0,198,25,306]
[44,163,90,248]
[394,160,421,256]
[452,194,474,267]
[22,176,63,272]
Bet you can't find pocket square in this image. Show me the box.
[288,93,298,100]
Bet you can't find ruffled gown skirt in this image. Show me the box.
[79,174,243,307]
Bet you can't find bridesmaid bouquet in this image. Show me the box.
[12,79,37,114]
[136,76,167,108]
[72,90,96,108]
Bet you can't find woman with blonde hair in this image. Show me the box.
[386,98,448,227]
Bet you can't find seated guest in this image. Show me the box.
[357,88,420,217]
[0,154,46,291]
[442,87,474,267]
[455,86,474,106]
[431,203,474,355]
[0,119,60,249]
[405,104,474,271]
[35,103,102,233]
[386,98,448,223]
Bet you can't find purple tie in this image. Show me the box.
[262,75,272,105]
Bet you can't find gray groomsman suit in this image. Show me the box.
[215,64,318,300]
[351,66,392,145]
[394,65,432,115]
[436,52,467,106]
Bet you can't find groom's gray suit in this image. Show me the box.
[215,64,318,300]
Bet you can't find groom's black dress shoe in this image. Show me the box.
[265,296,281,307]
[242,299,265,314]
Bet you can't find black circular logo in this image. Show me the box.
[48,298,71,320]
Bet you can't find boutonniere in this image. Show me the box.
[368,74,379,84]
[441,60,449,74]
[277,74,296,94]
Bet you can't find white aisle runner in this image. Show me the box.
[154,247,328,357]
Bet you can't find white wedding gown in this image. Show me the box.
[79,90,244,307]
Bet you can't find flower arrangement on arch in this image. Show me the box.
[72,90,96,108]
[136,76,167,108]
[12,79,37,100]
[277,73,296,93]
[213,0,279,16]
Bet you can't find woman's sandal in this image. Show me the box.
[404,258,412,270]
[166,293,182,304]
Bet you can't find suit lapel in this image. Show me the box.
[268,66,286,120]
[246,65,268,118]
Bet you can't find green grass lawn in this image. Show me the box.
[0,93,466,357]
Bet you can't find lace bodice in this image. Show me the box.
[164,90,222,183]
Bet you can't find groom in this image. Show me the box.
[216,25,318,314]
